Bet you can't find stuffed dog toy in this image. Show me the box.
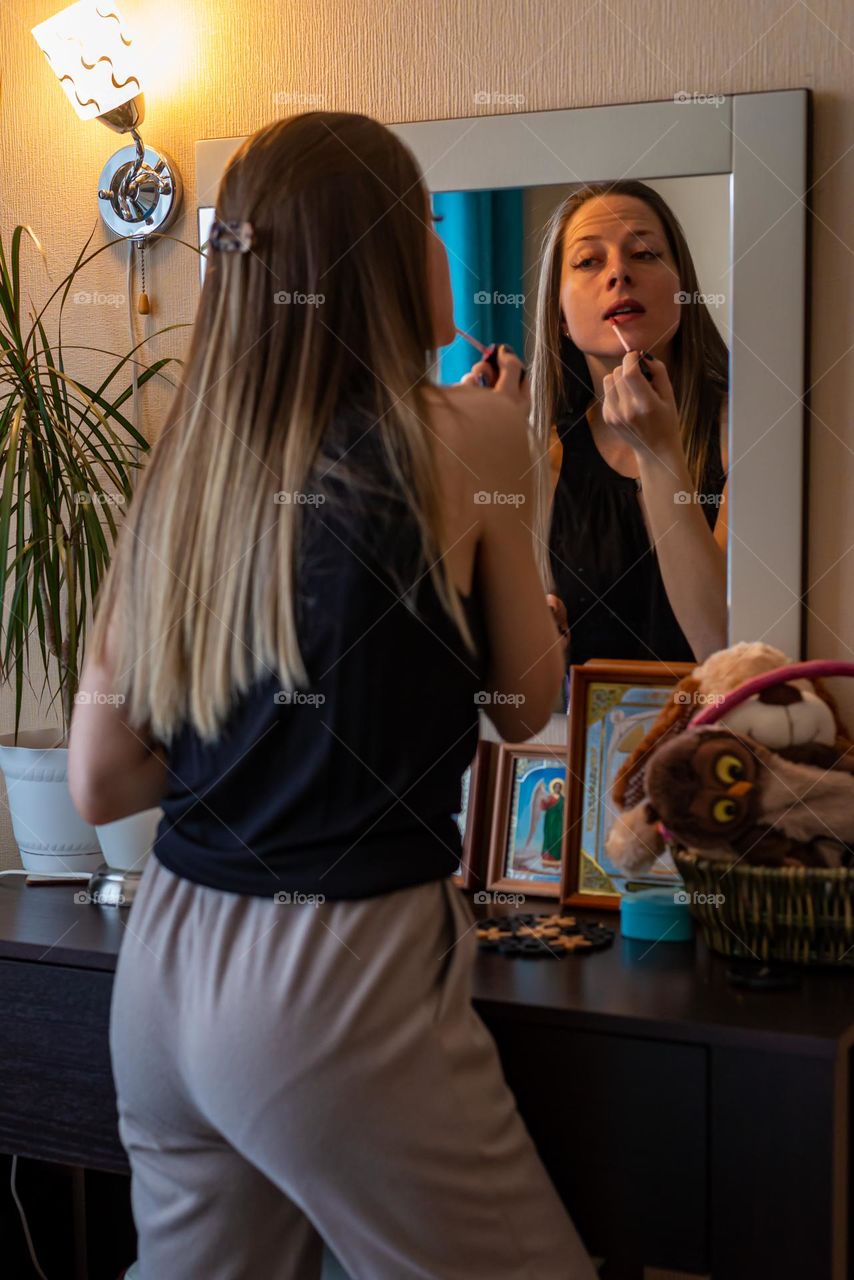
[605,644,854,871]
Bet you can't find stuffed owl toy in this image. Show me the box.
[644,726,854,868]
[606,648,854,871]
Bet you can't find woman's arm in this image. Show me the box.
[636,450,727,661]
[712,396,730,556]
[466,397,566,739]
[605,353,728,662]
[67,610,169,825]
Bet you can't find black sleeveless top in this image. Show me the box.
[548,408,726,667]
[153,409,489,900]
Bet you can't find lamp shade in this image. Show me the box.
[32,1,144,122]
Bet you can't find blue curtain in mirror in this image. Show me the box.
[432,189,525,385]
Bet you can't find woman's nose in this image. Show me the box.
[607,266,633,286]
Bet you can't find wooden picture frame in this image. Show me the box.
[452,740,495,890]
[561,661,695,910]
[486,743,568,899]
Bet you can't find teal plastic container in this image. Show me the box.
[620,888,694,942]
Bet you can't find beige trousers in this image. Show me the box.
[109,854,597,1279]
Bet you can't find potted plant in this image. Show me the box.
[0,224,187,873]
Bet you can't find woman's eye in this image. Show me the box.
[572,251,660,268]
[712,797,738,824]
[714,752,745,785]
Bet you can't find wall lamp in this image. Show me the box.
[32,1,182,241]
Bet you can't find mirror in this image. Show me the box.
[430,175,729,384]
[428,173,731,670]
[196,90,808,663]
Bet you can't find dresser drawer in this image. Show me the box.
[484,1018,708,1272]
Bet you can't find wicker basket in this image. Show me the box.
[674,849,854,967]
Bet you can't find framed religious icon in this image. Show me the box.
[486,744,567,898]
[561,660,694,909]
[452,740,495,890]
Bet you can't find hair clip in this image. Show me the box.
[209,218,254,253]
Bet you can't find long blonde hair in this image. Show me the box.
[89,112,471,745]
[529,180,729,589]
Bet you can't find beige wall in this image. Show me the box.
[0,0,851,867]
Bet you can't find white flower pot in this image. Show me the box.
[0,728,103,873]
[96,806,162,872]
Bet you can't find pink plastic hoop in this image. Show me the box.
[688,659,854,728]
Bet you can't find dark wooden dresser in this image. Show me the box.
[0,876,850,1279]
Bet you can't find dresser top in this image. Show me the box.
[2,875,853,1056]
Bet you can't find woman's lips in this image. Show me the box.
[608,311,644,325]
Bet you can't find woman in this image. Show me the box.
[527,181,729,668]
[67,113,596,1279]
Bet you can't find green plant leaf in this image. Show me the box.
[0,223,196,734]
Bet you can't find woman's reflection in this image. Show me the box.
[528,180,729,668]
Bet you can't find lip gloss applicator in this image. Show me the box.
[455,325,500,383]
[610,318,654,382]
[453,322,527,386]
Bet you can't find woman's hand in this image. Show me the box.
[546,593,570,656]
[602,350,681,462]
[460,345,530,411]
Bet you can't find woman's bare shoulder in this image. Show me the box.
[422,384,529,474]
